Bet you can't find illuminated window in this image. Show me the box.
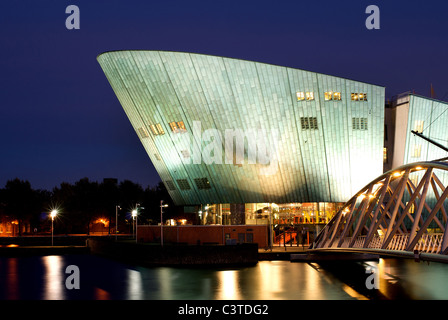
[352,93,367,101]
[301,117,318,130]
[149,124,158,135]
[169,122,178,132]
[412,145,422,158]
[306,92,314,101]
[155,123,165,135]
[137,127,149,138]
[148,124,165,136]
[169,121,187,133]
[383,147,388,164]
[414,120,424,133]
[177,121,186,132]
[333,92,341,100]
[324,91,342,101]
[296,92,305,101]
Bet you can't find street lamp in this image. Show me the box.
[132,209,137,242]
[115,205,121,241]
[50,210,58,246]
[160,200,169,247]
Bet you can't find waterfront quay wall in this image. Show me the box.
[0,235,111,246]
[137,225,268,248]
[87,238,259,266]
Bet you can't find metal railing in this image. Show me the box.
[326,233,445,254]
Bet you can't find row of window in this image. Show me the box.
[300,117,318,130]
[169,121,186,133]
[139,120,187,139]
[165,177,211,191]
[150,124,165,136]
[296,91,368,102]
[352,117,368,130]
[300,117,368,130]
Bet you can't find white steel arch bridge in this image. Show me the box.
[310,160,448,263]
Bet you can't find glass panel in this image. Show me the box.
[155,123,165,135]
[149,124,158,135]
[177,121,186,132]
[169,122,178,132]
[414,120,424,133]
[333,92,341,100]
[296,92,305,101]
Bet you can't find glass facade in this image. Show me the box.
[190,202,344,246]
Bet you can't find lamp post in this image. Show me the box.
[115,205,121,241]
[132,209,137,242]
[160,200,168,246]
[50,210,58,246]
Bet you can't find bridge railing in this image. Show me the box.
[312,161,448,257]
[326,233,445,254]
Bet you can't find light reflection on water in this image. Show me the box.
[1,254,448,300]
[43,255,65,300]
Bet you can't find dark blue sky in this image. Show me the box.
[1,0,447,191]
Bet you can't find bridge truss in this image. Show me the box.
[312,161,448,257]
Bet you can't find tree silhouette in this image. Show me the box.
[2,178,41,235]
[0,177,176,235]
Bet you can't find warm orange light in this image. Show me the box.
[94,218,108,226]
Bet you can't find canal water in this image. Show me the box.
[0,254,448,300]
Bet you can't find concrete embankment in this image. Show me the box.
[87,238,259,266]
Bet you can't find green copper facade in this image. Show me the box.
[385,93,448,171]
[98,51,385,206]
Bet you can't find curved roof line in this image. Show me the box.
[96,49,386,88]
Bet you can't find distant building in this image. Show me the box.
[384,93,448,171]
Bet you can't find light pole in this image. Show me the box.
[50,210,58,246]
[115,205,121,241]
[160,200,168,246]
[132,209,137,242]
